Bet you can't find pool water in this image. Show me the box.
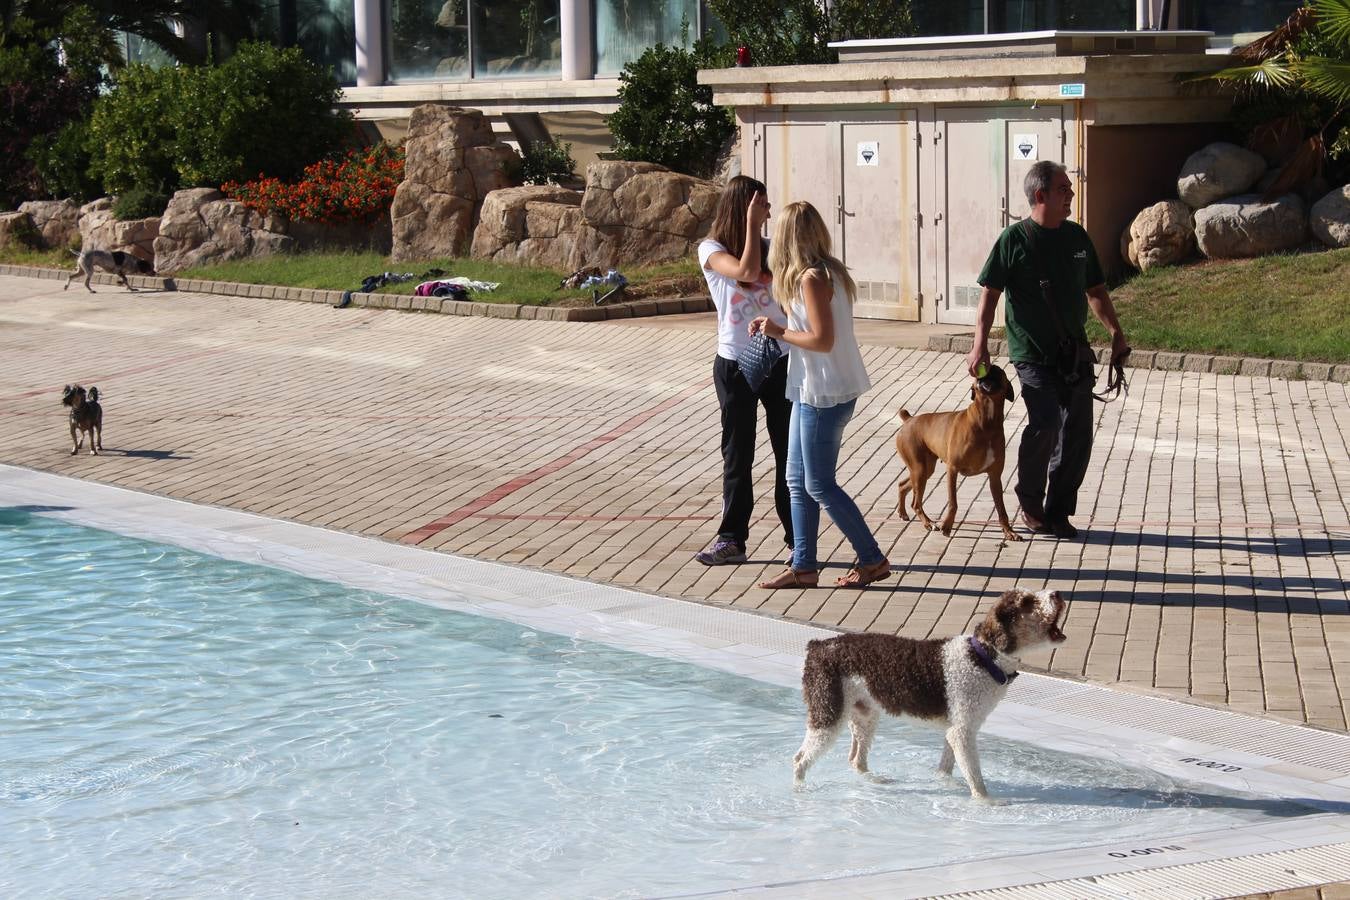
[0,509,1317,898]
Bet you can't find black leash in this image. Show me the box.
[1093,347,1131,403]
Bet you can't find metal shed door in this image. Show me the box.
[752,110,921,320]
[934,106,1065,325]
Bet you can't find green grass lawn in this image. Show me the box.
[1089,247,1350,362]
[6,242,1346,361]
[175,252,700,307]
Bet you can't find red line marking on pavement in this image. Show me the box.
[470,513,715,522]
[3,347,237,401]
[401,379,709,545]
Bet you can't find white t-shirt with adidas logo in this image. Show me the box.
[698,239,788,362]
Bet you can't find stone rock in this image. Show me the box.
[1124,200,1195,270]
[469,185,583,268]
[1193,193,1307,259]
[467,160,721,271]
[390,105,521,262]
[17,198,80,249]
[1177,142,1267,208]
[153,187,294,273]
[1119,225,1139,270]
[80,202,159,264]
[1310,185,1350,248]
[568,161,719,268]
[0,211,41,250]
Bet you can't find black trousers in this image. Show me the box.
[712,354,792,548]
[1012,360,1096,522]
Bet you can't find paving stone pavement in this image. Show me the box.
[3,274,1348,732]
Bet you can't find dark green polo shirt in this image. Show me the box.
[977,219,1104,365]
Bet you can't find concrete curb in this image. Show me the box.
[0,263,714,323]
[926,333,1350,384]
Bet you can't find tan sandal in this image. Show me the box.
[835,558,891,589]
[758,568,819,589]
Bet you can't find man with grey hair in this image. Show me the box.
[966,160,1128,540]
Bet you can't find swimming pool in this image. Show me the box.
[3,502,1342,900]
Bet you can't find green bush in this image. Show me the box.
[521,139,576,185]
[28,119,101,203]
[705,0,915,66]
[112,186,169,220]
[607,41,735,177]
[84,41,352,197]
[85,63,183,196]
[174,42,352,187]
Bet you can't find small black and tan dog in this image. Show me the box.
[62,384,103,455]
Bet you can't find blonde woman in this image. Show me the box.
[749,201,890,590]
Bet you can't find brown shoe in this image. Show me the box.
[758,568,819,589]
[1021,511,1052,534]
[834,558,892,589]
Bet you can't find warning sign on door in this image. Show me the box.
[856,141,879,166]
[1012,133,1038,161]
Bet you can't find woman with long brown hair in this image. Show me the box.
[749,201,890,589]
[692,175,793,566]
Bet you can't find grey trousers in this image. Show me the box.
[1012,360,1096,521]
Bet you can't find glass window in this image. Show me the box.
[389,0,470,81]
[912,0,986,35]
[1181,0,1303,36]
[258,0,356,84]
[596,0,700,75]
[990,0,1133,31]
[473,0,562,78]
[120,32,177,68]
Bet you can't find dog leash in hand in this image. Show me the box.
[1093,347,1131,403]
[967,636,1016,685]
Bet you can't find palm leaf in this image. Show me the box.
[1236,6,1317,62]
[1260,134,1325,202]
[1297,57,1350,104]
[1247,113,1305,164]
[1189,57,1299,93]
[1312,0,1350,46]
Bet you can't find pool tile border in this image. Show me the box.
[4,463,1349,900]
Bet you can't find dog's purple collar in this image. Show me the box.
[968,636,1016,685]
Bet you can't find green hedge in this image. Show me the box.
[85,41,352,198]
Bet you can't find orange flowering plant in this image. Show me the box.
[222,142,405,225]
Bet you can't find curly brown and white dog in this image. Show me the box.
[62,384,103,455]
[792,588,1066,802]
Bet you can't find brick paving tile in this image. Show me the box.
[2,275,1348,731]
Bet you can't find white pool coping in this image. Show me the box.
[5,464,1350,899]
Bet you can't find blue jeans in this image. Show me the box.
[786,399,884,572]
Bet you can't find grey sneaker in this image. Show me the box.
[695,540,747,566]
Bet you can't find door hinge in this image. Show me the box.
[915,132,922,147]
[915,212,923,227]
[754,133,762,145]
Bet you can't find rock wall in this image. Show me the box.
[1121,141,1349,269]
[389,105,520,262]
[80,198,158,263]
[469,160,720,271]
[18,199,79,249]
[153,188,293,274]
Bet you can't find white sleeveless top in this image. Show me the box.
[785,271,871,408]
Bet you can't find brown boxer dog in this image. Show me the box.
[895,364,1021,542]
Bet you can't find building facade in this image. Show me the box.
[261,0,1300,90]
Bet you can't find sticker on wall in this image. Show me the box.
[1012,133,1038,161]
[856,141,879,166]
